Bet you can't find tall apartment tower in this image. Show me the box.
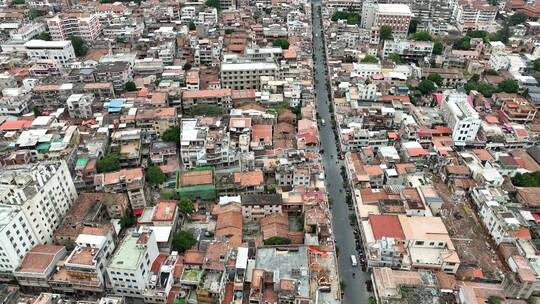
[0,161,78,277]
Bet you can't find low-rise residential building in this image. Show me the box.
[95,168,148,211]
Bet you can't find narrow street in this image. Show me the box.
[311,1,370,303]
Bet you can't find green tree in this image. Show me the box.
[186,104,224,116]
[491,25,510,44]
[408,17,420,34]
[172,231,197,252]
[272,38,290,49]
[124,81,137,91]
[368,298,377,304]
[533,58,540,72]
[183,63,192,71]
[380,25,393,41]
[173,300,187,304]
[453,36,471,50]
[178,197,195,215]
[410,31,432,41]
[487,0,497,5]
[37,32,51,41]
[96,153,120,173]
[147,165,167,185]
[205,0,220,9]
[264,236,292,245]
[70,36,87,57]
[360,55,379,64]
[120,209,136,228]
[432,41,444,55]
[11,0,24,5]
[427,73,443,86]
[32,107,41,116]
[331,11,361,25]
[477,82,496,97]
[225,29,233,35]
[512,172,540,187]
[497,79,519,93]
[188,21,196,31]
[30,9,46,19]
[387,53,403,64]
[487,296,504,304]
[418,79,435,94]
[343,55,357,63]
[162,126,181,145]
[483,69,500,76]
[466,30,488,39]
[509,12,527,26]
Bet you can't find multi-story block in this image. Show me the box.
[455,0,497,31]
[95,168,148,211]
[66,94,95,119]
[362,3,412,42]
[182,89,232,110]
[440,91,481,146]
[107,229,159,298]
[13,245,67,290]
[180,118,208,168]
[134,108,177,138]
[47,13,102,41]
[0,161,77,277]
[241,194,283,221]
[24,40,76,67]
[0,88,32,115]
[221,59,278,90]
[382,40,434,62]
[53,227,115,293]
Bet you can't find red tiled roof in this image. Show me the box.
[369,214,405,240]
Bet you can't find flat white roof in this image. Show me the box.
[377,3,412,15]
[24,40,71,48]
[236,247,249,270]
[221,62,278,72]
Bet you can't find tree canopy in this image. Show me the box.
[427,73,443,86]
[120,209,136,228]
[512,172,540,187]
[205,0,220,9]
[124,81,137,91]
[70,36,87,57]
[410,31,432,41]
[408,17,420,34]
[186,104,224,117]
[331,11,361,25]
[483,69,500,76]
[147,165,167,185]
[387,53,403,64]
[497,79,519,93]
[432,41,444,55]
[172,231,197,252]
[272,38,290,49]
[453,36,471,50]
[360,55,378,64]
[188,21,196,31]
[96,153,120,173]
[264,236,292,245]
[178,197,195,214]
[508,12,527,26]
[533,58,540,72]
[418,79,435,94]
[379,25,393,41]
[162,126,181,145]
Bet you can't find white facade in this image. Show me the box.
[0,161,77,273]
[221,61,279,90]
[382,40,434,61]
[47,13,102,41]
[24,40,76,67]
[440,91,481,146]
[0,207,39,275]
[107,229,159,298]
[66,93,94,119]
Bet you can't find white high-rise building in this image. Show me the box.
[47,13,102,42]
[0,161,77,276]
[440,91,481,146]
